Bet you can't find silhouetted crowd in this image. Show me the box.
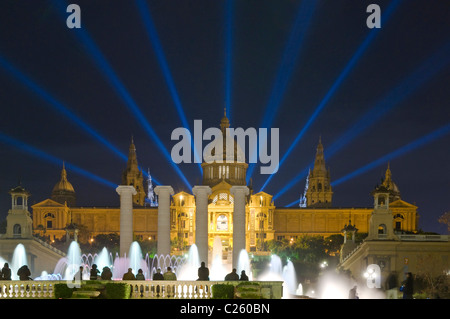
[0,263,32,280]
[66,261,250,282]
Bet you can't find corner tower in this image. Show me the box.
[305,137,333,207]
[6,185,33,239]
[122,137,146,206]
[51,162,76,207]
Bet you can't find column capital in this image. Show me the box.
[192,185,212,197]
[154,185,174,196]
[116,185,137,196]
[230,185,249,196]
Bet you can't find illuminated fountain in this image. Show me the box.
[148,252,185,279]
[176,244,200,280]
[0,243,30,280]
[296,283,303,295]
[94,247,114,271]
[236,249,252,280]
[113,241,151,279]
[10,243,27,280]
[257,254,298,298]
[282,259,298,296]
[209,236,228,281]
[128,241,149,276]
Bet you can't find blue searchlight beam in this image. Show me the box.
[332,123,450,187]
[0,54,161,186]
[247,0,318,182]
[50,1,193,189]
[0,131,117,189]
[135,0,202,173]
[268,39,450,200]
[258,0,404,191]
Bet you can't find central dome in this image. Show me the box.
[51,163,76,206]
[201,111,248,187]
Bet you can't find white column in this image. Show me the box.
[116,185,137,257]
[155,186,174,257]
[192,185,212,265]
[230,186,249,269]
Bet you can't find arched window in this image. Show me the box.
[13,224,21,238]
[378,224,386,234]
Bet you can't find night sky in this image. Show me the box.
[0,1,448,234]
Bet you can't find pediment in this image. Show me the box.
[173,190,193,198]
[253,191,272,198]
[32,198,66,208]
[390,199,417,208]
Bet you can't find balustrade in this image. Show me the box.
[0,280,283,299]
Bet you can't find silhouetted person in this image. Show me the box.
[197,261,210,281]
[1,263,11,280]
[122,268,136,280]
[101,266,113,280]
[240,270,249,281]
[17,265,32,280]
[152,268,164,280]
[385,271,398,299]
[90,264,100,280]
[136,269,145,280]
[401,272,414,299]
[163,267,177,280]
[348,285,358,299]
[225,268,239,281]
[73,266,84,281]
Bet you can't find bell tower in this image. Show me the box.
[122,137,146,206]
[6,185,33,239]
[305,137,333,207]
[367,184,397,240]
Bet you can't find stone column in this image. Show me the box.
[230,186,249,269]
[155,186,174,257]
[192,186,212,265]
[116,185,137,257]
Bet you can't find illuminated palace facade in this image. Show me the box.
[31,114,419,258]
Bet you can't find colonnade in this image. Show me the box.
[117,184,248,267]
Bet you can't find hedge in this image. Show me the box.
[54,283,74,299]
[105,282,131,299]
[211,284,235,299]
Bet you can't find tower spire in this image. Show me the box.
[305,137,333,207]
[313,136,326,173]
[220,107,230,132]
[122,138,146,206]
